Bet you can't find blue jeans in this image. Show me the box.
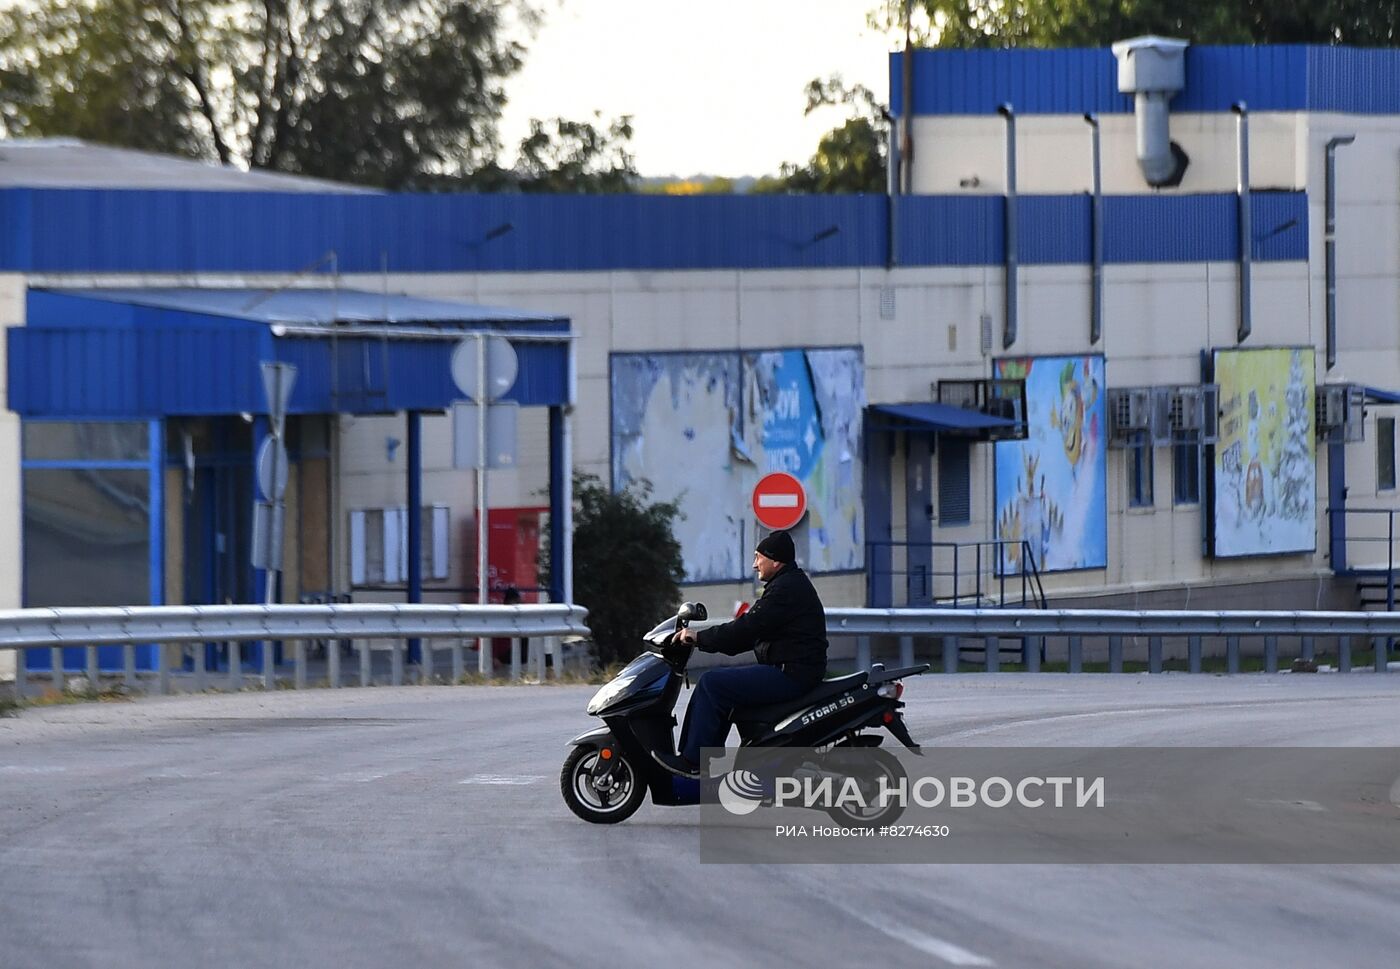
[679,664,806,765]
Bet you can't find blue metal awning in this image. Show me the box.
[868,401,1019,434]
[8,287,573,417]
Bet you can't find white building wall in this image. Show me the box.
[909,112,1303,195]
[0,274,24,678]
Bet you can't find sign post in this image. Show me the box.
[451,334,518,674]
[255,361,296,690]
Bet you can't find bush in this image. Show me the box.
[542,472,685,667]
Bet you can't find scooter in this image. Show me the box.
[560,602,930,824]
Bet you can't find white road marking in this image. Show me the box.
[936,706,1189,741]
[836,906,995,966]
[457,774,546,786]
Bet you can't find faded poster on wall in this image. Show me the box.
[994,355,1107,573]
[611,348,864,582]
[1212,347,1316,557]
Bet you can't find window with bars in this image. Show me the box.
[1172,435,1201,506]
[1379,418,1396,492]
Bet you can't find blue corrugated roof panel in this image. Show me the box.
[891,44,1399,116]
[897,196,1003,265]
[10,289,571,418]
[0,188,1305,276]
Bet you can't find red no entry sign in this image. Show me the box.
[752,472,807,530]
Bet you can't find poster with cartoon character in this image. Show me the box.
[611,348,864,582]
[1212,347,1316,557]
[994,355,1107,573]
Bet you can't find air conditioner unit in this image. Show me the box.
[1316,384,1365,444]
[1108,387,1155,445]
[1162,384,1220,444]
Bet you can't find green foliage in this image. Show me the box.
[541,472,685,668]
[869,0,1399,47]
[463,114,638,193]
[0,1,638,191]
[753,76,887,195]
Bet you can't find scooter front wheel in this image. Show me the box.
[560,745,647,824]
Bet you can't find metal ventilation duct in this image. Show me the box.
[1111,36,1190,188]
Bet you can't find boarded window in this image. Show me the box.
[937,437,971,525]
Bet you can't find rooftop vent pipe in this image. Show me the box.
[1111,36,1190,188]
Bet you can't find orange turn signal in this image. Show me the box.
[600,748,613,760]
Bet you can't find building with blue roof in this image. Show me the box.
[4,39,1400,679]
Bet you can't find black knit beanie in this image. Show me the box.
[755,530,795,565]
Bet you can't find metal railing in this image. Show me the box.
[866,539,1047,609]
[1327,506,1400,578]
[2,603,590,696]
[828,606,1399,674]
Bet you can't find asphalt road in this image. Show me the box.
[3,674,1400,969]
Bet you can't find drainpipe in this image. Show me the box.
[1234,102,1252,344]
[1085,113,1104,346]
[1325,135,1356,370]
[999,103,1017,349]
[886,110,899,268]
[901,5,914,195]
[1111,36,1190,188]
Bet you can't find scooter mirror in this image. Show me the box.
[676,601,708,623]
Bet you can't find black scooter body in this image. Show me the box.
[562,604,929,818]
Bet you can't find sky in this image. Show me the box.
[500,0,898,179]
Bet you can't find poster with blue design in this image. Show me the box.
[993,355,1107,573]
[611,348,863,582]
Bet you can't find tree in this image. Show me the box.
[463,114,638,193]
[868,0,1399,48]
[753,76,887,194]
[0,0,637,191]
[540,472,685,669]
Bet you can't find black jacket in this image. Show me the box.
[695,563,828,688]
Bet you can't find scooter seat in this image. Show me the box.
[732,671,869,725]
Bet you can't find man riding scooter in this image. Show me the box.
[651,529,828,779]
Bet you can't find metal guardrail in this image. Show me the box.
[826,607,1399,674]
[2,604,590,696]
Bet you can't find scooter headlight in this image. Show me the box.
[587,674,637,715]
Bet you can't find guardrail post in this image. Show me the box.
[16,647,28,698]
[194,644,207,692]
[1301,636,1315,662]
[421,640,434,685]
[510,638,522,680]
[359,642,371,687]
[1188,636,1202,674]
[899,636,914,669]
[453,639,465,684]
[294,641,306,691]
[327,638,340,688]
[535,637,546,681]
[262,637,275,691]
[1374,635,1387,673]
[86,645,99,693]
[984,635,999,673]
[1339,635,1352,673]
[1026,636,1041,673]
[1226,636,1240,674]
[942,637,957,674]
[1108,636,1123,673]
[157,644,170,696]
[124,644,136,690]
[1263,635,1278,674]
[1068,636,1082,673]
[50,646,63,692]
[1148,636,1163,674]
[391,639,404,686]
[856,636,872,671]
[229,642,242,690]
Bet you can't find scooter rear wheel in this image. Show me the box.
[560,745,647,824]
